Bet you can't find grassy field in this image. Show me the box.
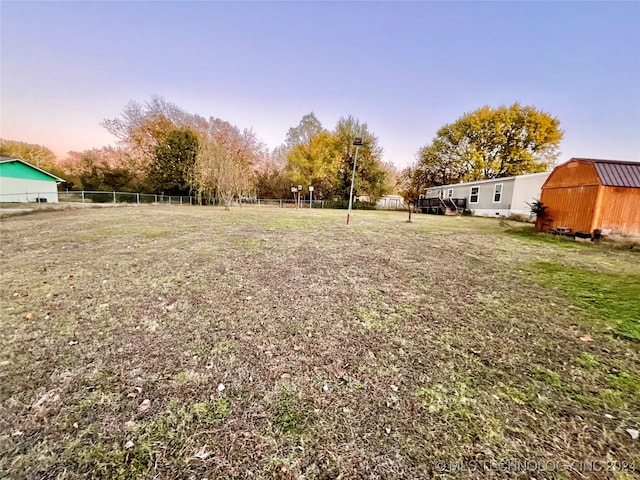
[1,206,638,479]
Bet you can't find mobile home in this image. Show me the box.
[417,172,550,217]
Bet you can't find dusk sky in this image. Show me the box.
[1,1,639,168]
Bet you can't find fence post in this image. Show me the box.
[169,196,172,205]
[137,193,140,204]
[113,191,116,204]
[279,199,282,208]
[180,196,183,205]
[155,194,157,203]
[82,190,85,203]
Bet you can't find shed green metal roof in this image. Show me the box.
[0,157,64,182]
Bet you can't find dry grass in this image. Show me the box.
[1,206,638,479]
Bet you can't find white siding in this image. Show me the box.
[422,171,551,218]
[0,177,59,202]
[511,172,550,215]
[469,208,512,217]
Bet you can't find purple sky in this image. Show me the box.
[1,1,639,168]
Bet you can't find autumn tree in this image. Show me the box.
[416,138,469,186]
[280,115,389,201]
[0,139,65,178]
[146,128,199,195]
[285,112,325,150]
[103,97,267,197]
[60,147,139,191]
[286,131,340,199]
[418,103,563,182]
[191,137,252,209]
[254,145,290,198]
[206,118,265,170]
[332,116,388,201]
[102,97,193,158]
[396,165,424,222]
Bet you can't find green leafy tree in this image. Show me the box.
[146,128,199,195]
[418,103,563,182]
[332,116,388,201]
[286,131,340,199]
[254,165,290,198]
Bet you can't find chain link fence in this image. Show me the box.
[2,190,403,210]
[1,190,331,208]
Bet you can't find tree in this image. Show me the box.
[191,138,251,209]
[206,118,265,171]
[0,139,64,178]
[286,131,340,199]
[146,128,199,195]
[103,97,268,197]
[102,96,192,158]
[397,165,425,222]
[60,147,139,191]
[285,112,325,150]
[416,140,469,186]
[254,145,291,199]
[332,116,388,201]
[418,103,563,182]
[254,163,290,199]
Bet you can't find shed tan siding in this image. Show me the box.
[538,159,640,237]
[539,161,601,233]
[542,160,600,188]
[540,184,600,233]
[596,187,640,236]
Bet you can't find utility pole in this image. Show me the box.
[346,136,363,225]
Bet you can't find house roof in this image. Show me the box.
[425,171,550,191]
[0,156,65,182]
[571,158,640,188]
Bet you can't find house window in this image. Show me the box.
[470,187,479,203]
[493,184,503,203]
[448,189,453,198]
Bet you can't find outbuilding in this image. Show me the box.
[0,156,64,203]
[536,158,640,237]
[376,194,405,210]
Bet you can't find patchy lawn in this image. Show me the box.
[1,206,638,479]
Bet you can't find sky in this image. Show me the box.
[1,1,639,168]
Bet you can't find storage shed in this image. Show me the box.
[536,158,640,237]
[376,194,405,210]
[0,156,64,203]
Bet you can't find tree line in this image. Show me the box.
[1,98,563,207]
